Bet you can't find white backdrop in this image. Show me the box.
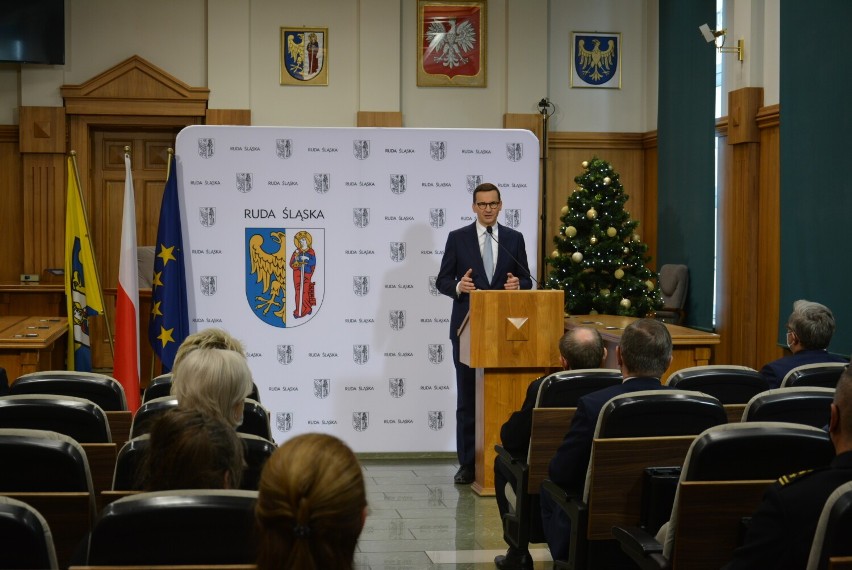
[175,126,539,451]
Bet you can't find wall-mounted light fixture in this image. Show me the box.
[699,23,744,62]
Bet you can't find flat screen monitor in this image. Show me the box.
[0,0,65,65]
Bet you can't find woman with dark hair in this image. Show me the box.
[255,433,367,569]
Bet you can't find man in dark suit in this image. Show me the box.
[724,362,852,570]
[760,299,846,388]
[436,182,533,485]
[521,318,671,568]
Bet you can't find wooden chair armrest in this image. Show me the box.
[612,525,670,570]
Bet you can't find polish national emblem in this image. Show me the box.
[200,276,217,296]
[429,208,446,229]
[506,142,523,162]
[353,276,369,296]
[199,207,216,227]
[574,34,618,86]
[353,208,370,228]
[276,139,293,159]
[353,140,370,160]
[276,344,294,365]
[428,411,445,431]
[504,209,521,229]
[389,378,405,398]
[276,412,293,432]
[428,344,444,364]
[353,412,369,432]
[353,344,369,365]
[390,174,407,195]
[466,175,483,193]
[313,378,330,399]
[198,138,214,159]
[389,310,406,331]
[246,227,324,328]
[430,140,447,161]
[390,242,406,262]
[428,276,438,296]
[314,173,330,194]
[236,172,253,193]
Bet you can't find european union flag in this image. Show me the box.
[148,154,189,372]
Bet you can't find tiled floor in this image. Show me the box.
[355,457,553,569]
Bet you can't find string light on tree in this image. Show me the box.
[544,156,663,317]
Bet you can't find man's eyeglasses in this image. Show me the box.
[475,201,501,210]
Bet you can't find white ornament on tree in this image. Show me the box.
[620,298,631,309]
[603,176,611,185]
[571,252,583,263]
[582,160,589,168]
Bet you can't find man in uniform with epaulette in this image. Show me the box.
[724,362,852,569]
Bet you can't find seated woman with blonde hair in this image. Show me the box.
[255,433,367,570]
[171,347,253,428]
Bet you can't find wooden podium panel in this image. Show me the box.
[0,315,67,380]
[565,315,720,383]
[459,290,564,495]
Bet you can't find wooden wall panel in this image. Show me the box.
[22,154,65,275]
[207,109,251,125]
[356,111,403,127]
[642,132,659,269]
[0,127,22,282]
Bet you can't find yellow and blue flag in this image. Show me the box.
[148,154,189,372]
[65,156,105,371]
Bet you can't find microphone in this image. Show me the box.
[486,225,540,288]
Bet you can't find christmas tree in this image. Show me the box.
[545,157,663,317]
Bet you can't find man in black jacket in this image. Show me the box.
[493,326,607,569]
[724,361,852,570]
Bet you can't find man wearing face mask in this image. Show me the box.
[436,182,533,485]
[759,300,846,388]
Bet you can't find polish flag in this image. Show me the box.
[114,153,141,412]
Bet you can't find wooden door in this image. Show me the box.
[89,129,180,383]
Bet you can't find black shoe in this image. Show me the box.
[453,464,475,484]
[494,547,533,569]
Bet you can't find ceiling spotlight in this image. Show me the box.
[698,23,744,61]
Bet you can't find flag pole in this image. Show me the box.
[69,150,115,360]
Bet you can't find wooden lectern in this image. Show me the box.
[458,289,564,495]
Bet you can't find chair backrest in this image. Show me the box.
[0,428,94,493]
[87,489,259,565]
[526,407,578,493]
[782,363,847,389]
[659,264,688,309]
[0,394,112,443]
[238,432,276,491]
[742,387,835,428]
[807,481,852,570]
[112,434,150,491]
[11,370,128,411]
[535,369,622,408]
[593,389,728,440]
[666,365,769,404]
[114,432,274,491]
[142,374,173,403]
[143,374,261,404]
[237,398,272,441]
[0,496,59,569]
[129,396,179,439]
[663,422,836,564]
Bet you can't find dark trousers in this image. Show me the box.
[540,485,572,561]
[452,338,475,467]
[495,456,517,520]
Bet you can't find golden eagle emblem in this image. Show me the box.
[249,231,288,323]
[577,38,616,82]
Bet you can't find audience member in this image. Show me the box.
[142,407,244,491]
[493,327,608,562]
[724,363,852,569]
[255,433,367,570]
[172,327,246,371]
[171,347,253,428]
[760,300,846,388]
[526,318,672,568]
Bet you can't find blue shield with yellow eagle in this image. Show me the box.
[573,34,619,87]
[246,228,324,327]
[282,30,327,83]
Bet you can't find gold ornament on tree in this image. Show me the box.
[586,208,597,220]
[561,205,569,215]
[571,252,583,263]
[590,236,598,245]
[645,280,655,291]
[620,298,632,309]
[581,160,589,168]
[565,226,577,237]
[607,227,617,237]
[614,268,625,279]
[603,176,611,185]
[551,250,560,259]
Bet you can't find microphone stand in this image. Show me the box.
[537,98,555,285]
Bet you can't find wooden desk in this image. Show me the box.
[0,282,65,317]
[565,315,720,383]
[0,316,67,380]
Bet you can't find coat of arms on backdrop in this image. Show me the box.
[571,32,621,89]
[280,27,329,86]
[417,1,486,87]
[246,228,324,327]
